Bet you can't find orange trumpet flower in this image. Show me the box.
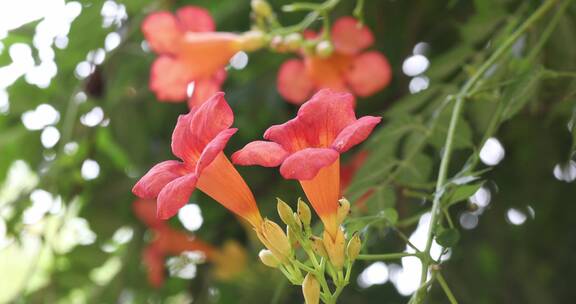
[232,89,381,237]
[142,6,243,108]
[277,17,392,104]
[132,93,262,227]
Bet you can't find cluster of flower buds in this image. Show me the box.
[250,0,334,58]
[269,33,304,53]
[256,198,362,304]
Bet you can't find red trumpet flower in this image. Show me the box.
[132,93,263,228]
[277,17,392,104]
[232,89,381,237]
[142,6,242,108]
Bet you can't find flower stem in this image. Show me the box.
[357,252,417,260]
[413,0,560,302]
[436,271,458,304]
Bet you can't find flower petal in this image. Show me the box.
[332,116,382,152]
[298,89,357,146]
[157,173,198,219]
[277,59,315,104]
[187,70,226,109]
[189,92,234,149]
[188,69,226,109]
[196,153,263,227]
[263,117,311,153]
[149,56,193,101]
[232,141,289,167]
[345,51,392,97]
[280,148,339,180]
[132,160,186,198]
[171,111,198,163]
[299,160,340,237]
[264,90,356,151]
[331,17,374,55]
[171,92,234,163]
[176,6,215,32]
[142,12,182,54]
[305,56,349,92]
[195,128,238,175]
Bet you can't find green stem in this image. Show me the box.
[276,0,340,35]
[397,209,429,228]
[442,209,455,229]
[303,248,332,296]
[414,0,559,302]
[357,252,417,260]
[392,227,421,253]
[526,0,572,62]
[353,0,365,22]
[436,272,458,304]
[293,259,315,273]
[542,70,576,79]
[282,2,321,12]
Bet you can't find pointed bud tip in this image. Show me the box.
[258,249,280,268]
[302,273,320,304]
[297,198,312,227]
[276,198,294,226]
[347,233,362,261]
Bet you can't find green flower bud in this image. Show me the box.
[297,198,312,227]
[259,249,280,268]
[322,229,346,269]
[315,40,334,58]
[346,233,361,261]
[277,198,294,226]
[284,33,303,51]
[310,236,327,258]
[302,273,320,304]
[239,30,265,51]
[256,219,292,262]
[337,198,351,225]
[251,0,273,18]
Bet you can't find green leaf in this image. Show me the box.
[444,182,484,207]
[395,153,433,186]
[436,228,461,248]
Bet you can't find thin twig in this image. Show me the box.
[436,272,458,304]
